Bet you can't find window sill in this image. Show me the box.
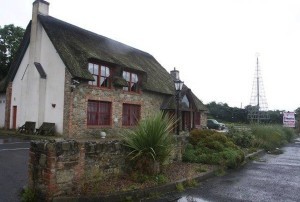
[122,90,142,95]
[87,85,114,91]
[87,125,112,129]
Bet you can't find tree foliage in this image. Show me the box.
[206,101,285,124]
[0,24,25,80]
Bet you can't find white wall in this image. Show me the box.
[0,94,6,128]
[10,27,65,133]
[11,47,30,129]
[40,28,65,133]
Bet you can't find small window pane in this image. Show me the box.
[94,64,99,75]
[93,75,98,86]
[123,71,130,81]
[131,73,138,83]
[88,63,94,74]
[106,67,110,77]
[101,66,106,76]
[100,77,105,86]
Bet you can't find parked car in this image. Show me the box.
[207,119,225,130]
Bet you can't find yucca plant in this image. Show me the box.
[122,112,176,174]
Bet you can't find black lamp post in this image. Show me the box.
[174,77,184,135]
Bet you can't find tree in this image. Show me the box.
[0,24,25,80]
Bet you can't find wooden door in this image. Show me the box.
[182,111,191,131]
[13,106,17,129]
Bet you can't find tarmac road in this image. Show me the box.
[0,135,30,202]
[176,137,300,202]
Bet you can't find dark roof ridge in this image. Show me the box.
[38,14,153,58]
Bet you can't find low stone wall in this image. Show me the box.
[28,136,187,201]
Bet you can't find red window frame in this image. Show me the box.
[122,71,139,92]
[87,100,111,126]
[88,63,112,88]
[122,104,141,126]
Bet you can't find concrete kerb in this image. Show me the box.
[53,149,266,202]
[245,149,266,162]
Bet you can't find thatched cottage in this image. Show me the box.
[0,0,207,137]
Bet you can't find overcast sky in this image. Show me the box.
[1,0,300,111]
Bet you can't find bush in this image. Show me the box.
[183,129,244,169]
[227,126,254,148]
[21,187,36,202]
[122,112,175,174]
[250,124,296,151]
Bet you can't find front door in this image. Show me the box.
[13,106,17,129]
[182,111,191,131]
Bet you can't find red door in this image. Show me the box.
[182,111,191,131]
[13,106,17,129]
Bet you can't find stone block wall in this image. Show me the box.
[28,137,187,201]
[29,140,127,201]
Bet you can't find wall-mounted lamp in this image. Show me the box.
[52,103,56,108]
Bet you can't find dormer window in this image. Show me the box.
[122,71,139,92]
[88,63,111,88]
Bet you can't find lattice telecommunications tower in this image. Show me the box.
[247,55,270,123]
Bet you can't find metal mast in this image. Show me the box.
[247,55,270,123]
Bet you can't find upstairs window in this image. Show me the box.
[122,71,139,92]
[88,63,111,88]
[122,104,141,126]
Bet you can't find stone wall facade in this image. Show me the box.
[63,73,167,138]
[28,138,186,201]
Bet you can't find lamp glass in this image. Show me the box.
[175,80,184,91]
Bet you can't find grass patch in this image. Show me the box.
[176,182,185,192]
[251,124,296,151]
[21,187,37,202]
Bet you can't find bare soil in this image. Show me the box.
[80,162,216,196]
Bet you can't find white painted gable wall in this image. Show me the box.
[10,27,66,134]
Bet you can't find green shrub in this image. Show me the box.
[281,127,295,143]
[227,126,254,148]
[189,129,214,145]
[250,124,295,151]
[122,112,175,174]
[183,129,245,169]
[21,187,36,202]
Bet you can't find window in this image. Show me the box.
[87,100,111,126]
[122,71,139,92]
[88,63,111,88]
[194,112,201,125]
[182,95,190,108]
[122,104,141,126]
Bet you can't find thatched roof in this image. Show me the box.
[38,15,175,95]
[2,14,207,110]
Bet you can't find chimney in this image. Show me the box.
[170,68,180,81]
[32,0,49,17]
[24,0,50,127]
[30,0,49,63]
